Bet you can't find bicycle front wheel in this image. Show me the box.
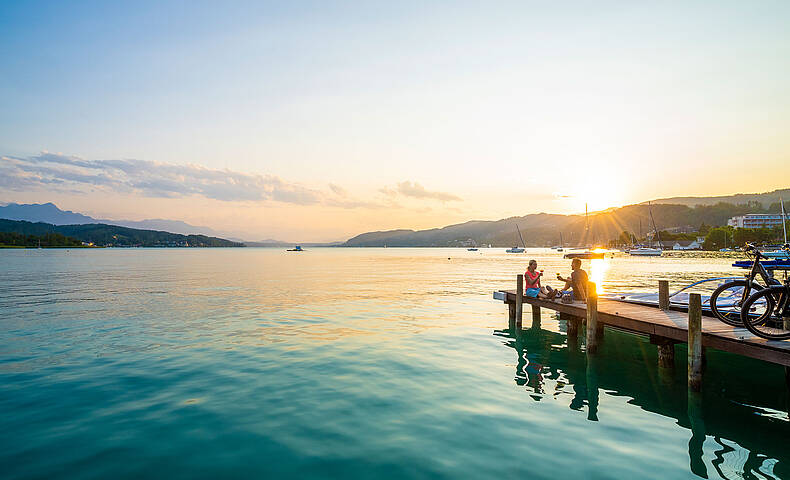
[709,280,762,326]
[741,289,788,340]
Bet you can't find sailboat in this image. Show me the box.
[629,202,662,256]
[763,197,789,259]
[551,233,564,252]
[505,225,526,253]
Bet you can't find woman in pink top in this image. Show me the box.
[524,260,557,299]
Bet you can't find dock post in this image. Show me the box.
[531,305,541,329]
[688,293,703,392]
[651,335,675,368]
[658,280,670,311]
[586,282,600,354]
[515,275,524,331]
[508,302,516,331]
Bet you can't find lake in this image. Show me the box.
[1,247,788,479]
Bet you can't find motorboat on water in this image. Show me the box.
[287,245,304,251]
[604,276,740,315]
[629,246,662,256]
[563,250,604,260]
[607,257,790,315]
[467,247,479,251]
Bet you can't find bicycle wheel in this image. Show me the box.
[740,289,788,340]
[709,280,765,326]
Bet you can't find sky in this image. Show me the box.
[1,1,789,241]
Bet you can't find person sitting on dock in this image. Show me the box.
[524,260,557,299]
[556,258,588,301]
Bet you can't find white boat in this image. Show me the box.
[629,247,662,256]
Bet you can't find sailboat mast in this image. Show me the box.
[648,202,662,248]
[781,197,788,245]
[516,224,526,249]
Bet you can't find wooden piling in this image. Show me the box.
[651,335,675,368]
[508,302,516,331]
[688,293,703,392]
[586,282,600,354]
[658,280,670,311]
[515,275,524,331]
[531,305,541,329]
[567,316,580,338]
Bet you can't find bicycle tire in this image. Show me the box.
[740,288,788,340]
[709,280,765,326]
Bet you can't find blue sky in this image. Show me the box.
[2,1,789,240]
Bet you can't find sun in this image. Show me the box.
[572,171,627,212]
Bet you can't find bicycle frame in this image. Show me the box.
[739,246,783,305]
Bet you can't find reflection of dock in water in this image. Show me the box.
[494,325,790,478]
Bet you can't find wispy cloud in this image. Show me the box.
[390,181,461,202]
[0,152,346,206]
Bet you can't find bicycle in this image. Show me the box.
[709,243,784,326]
[740,271,790,340]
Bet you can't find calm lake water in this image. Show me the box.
[1,248,788,479]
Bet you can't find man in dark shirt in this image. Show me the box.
[556,258,589,301]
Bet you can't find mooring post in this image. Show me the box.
[586,282,600,354]
[515,275,524,331]
[651,335,675,369]
[567,316,580,342]
[508,302,516,331]
[658,280,670,311]
[688,293,703,392]
[531,305,541,329]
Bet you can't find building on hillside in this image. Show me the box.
[727,214,786,229]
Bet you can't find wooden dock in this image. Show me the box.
[495,276,790,391]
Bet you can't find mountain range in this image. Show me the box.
[2,187,788,247]
[0,202,230,238]
[0,219,243,247]
[345,188,790,247]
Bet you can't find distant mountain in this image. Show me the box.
[651,188,790,208]
[344,195,790,247]
[0,202,225,237]
[0,219,243,247]
[0,202,96,224]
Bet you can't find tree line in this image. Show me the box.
[0,231,83,247]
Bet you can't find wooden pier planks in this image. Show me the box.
[496,289,790,367]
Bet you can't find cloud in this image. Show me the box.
[1,152,328,205]
[328,183,347,197]
[395,181,461,202]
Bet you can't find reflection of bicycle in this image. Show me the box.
[740,267,790,340]
[709,243,784,326]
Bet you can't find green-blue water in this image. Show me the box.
[1,248,788,479]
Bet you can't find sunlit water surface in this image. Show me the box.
[1,248,788,479]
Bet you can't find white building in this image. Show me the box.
[727,214,786,229]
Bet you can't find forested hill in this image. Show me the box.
[0,219,244,247]
[344,201,788,247]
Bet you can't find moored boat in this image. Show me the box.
[629,247,662,256]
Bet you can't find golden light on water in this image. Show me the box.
[589,257,610,295]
